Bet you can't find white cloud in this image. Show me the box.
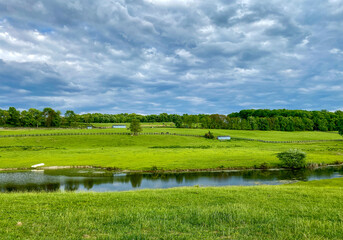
[176,96,207,105]
[0,0,342,113]
[144,0,195,7]
[330,48,343,55]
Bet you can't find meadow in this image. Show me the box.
[91,122,175,127]
[0,127,342,170]
[1,126,343,239]
[0,126,341,140]
[1,178,343,239]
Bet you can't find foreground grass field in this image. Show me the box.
[1,178,343,239]
[0,128,342,170]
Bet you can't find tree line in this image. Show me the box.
[0,107,342,132]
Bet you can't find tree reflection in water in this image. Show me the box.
[0,165,342,192]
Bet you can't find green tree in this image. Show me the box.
[0,109,10,126]
[28,108,43,128]
[8,107,20,126]
[248,116,258,130]
[129,119,142,135]
[20,110,33,127]
[182,115,193,128]
[174,119,182,128]
[257,118,270,130]
[65,110,77,126]
[338,118,343,136]
[43,108,61,127]
[303,118,314,131]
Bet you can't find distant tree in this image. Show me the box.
[313,117,328,131]
[248,116,258,130]
[182,115,193,128]
[257,118,270,130]
[0,109,10,126]
[54,110,62,127]
[293,117,305,131]
[174,119,182,128]
[82,113,94,124]
[209,114,226,129]
[338,118,343,136]
[200,115,211,128]
[43,108,61,127]
[65,110,77,126]
[285,117,295,131]
[8,107,20,126]
[129,119,142,135]
[303,118,314,131]
[20,110,33,127]
[241,119,251,130]
[28,108,43,128]
[172,114,183,128]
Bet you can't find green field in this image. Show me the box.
[0,128,342,170]
[1,178,343,239]
[90,122,175,128]
[1,127,341,140]
[1,128,343,239]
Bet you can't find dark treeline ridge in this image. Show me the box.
[1,107,343,132]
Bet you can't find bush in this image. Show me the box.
[277,149,306,169]
[204,131,215,139]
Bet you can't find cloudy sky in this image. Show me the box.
[0,0,342,114]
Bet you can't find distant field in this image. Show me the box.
[0,127,341,141]
[91,122,175,127]
[1,178,343,239]
[0,127,342,170]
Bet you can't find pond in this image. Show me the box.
[0,165,343,192]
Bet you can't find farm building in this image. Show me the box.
[217,136,231,141]
[112,125,126,128]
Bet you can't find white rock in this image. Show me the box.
[31,163,45,168]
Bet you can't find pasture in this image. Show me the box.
[0,127,342,170]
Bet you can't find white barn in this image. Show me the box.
[217,136,231,141]
[112,125,126,128]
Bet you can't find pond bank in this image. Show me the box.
[1,163,343,173]
[1,165,343,193]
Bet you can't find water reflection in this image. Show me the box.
[0,166,342,193]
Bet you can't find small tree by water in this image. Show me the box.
[277,149,306,169]
[130,119,142,135]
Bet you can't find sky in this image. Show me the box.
[0,0,342,114]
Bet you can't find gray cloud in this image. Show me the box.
[0,0,342,114]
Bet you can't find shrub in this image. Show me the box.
[204,131,215,139]
[254,162,269,169]
[150,166,158,171]
[277,149,306,169]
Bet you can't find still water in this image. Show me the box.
[0,166,342,192]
